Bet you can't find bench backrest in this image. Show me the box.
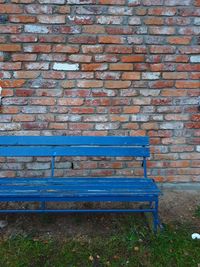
[0,136,150,177]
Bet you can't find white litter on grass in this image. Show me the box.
[191,233,200,240]
[0,220,8,229]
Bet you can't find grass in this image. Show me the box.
[0,215,199,267]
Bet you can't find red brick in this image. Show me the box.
[144,17,164,25]
[0,4,22,13]
[77,80,103,88]
[82,45,103,53]
[150,45,175,54]
[83,25,105,34]
[29,98,55,106]
[148,7,176,16]
[52,45,79,53]
[10,35,37,43]
[81,63,107,71]
[162,72,188,79]
[122,72,141,80]
[105,45,132,54]
[0,79,25,88]
[121,55,144,62]
[0,44,21,52]
[42,71,65,79]
[106,26,133,35]
[13,115,35,122]
[149,81,174,88]
[167,36,192,45]
[70,107,94,114]
[109,63,133,71]
[15,89,35,97]
[9,15,36,23]
[0,106,19,114]
[177,64,200,71]
[175,81,200,88]
[123,106,140,113]
[195,0,200,5]
[68,36,97,44]
[14,71,39,79]
[185,122,200,129]
[105,81,131,89]
[161,89,187,97]
[12,54,37,61]
[98,36,124,44]
[39,36,65,43]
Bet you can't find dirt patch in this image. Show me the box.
[0,190,199,240]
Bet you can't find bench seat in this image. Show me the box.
[0,177,160,201]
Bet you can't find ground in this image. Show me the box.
[0,189,199,241]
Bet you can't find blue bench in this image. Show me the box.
[0,136,161,232]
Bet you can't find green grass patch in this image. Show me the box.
[0,216,199,267]
[194,206,200,218]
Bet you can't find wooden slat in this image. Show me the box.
[0,136,149,146]
[0,146,150,157]
[0,178,161,197]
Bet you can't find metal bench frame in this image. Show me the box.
[0,136,161,232]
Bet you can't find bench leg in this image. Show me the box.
[153,199,159,233]
[40,201,46,210]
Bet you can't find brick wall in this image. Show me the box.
[0,0,200,182]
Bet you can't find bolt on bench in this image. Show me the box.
[0,136,161,232]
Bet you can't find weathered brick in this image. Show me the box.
[68,36,97,44]
[38,15,65,24]
[94,55,118,62]
[0,25,22,33]
[150,45,175,53]
[97,16,123,24]
[0,4,22,13]
[149,27,175,35]
[11,35,38,43]
[68,15,94,25]
[25,4,52,14]
[105,46,132,54]
[83,25,105,34]
[99,0,125,4]
[9,15,36,23]
[23,44,51,53]
[24,24,50,33]
[24,62,49,70]
[82,45,103,53]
